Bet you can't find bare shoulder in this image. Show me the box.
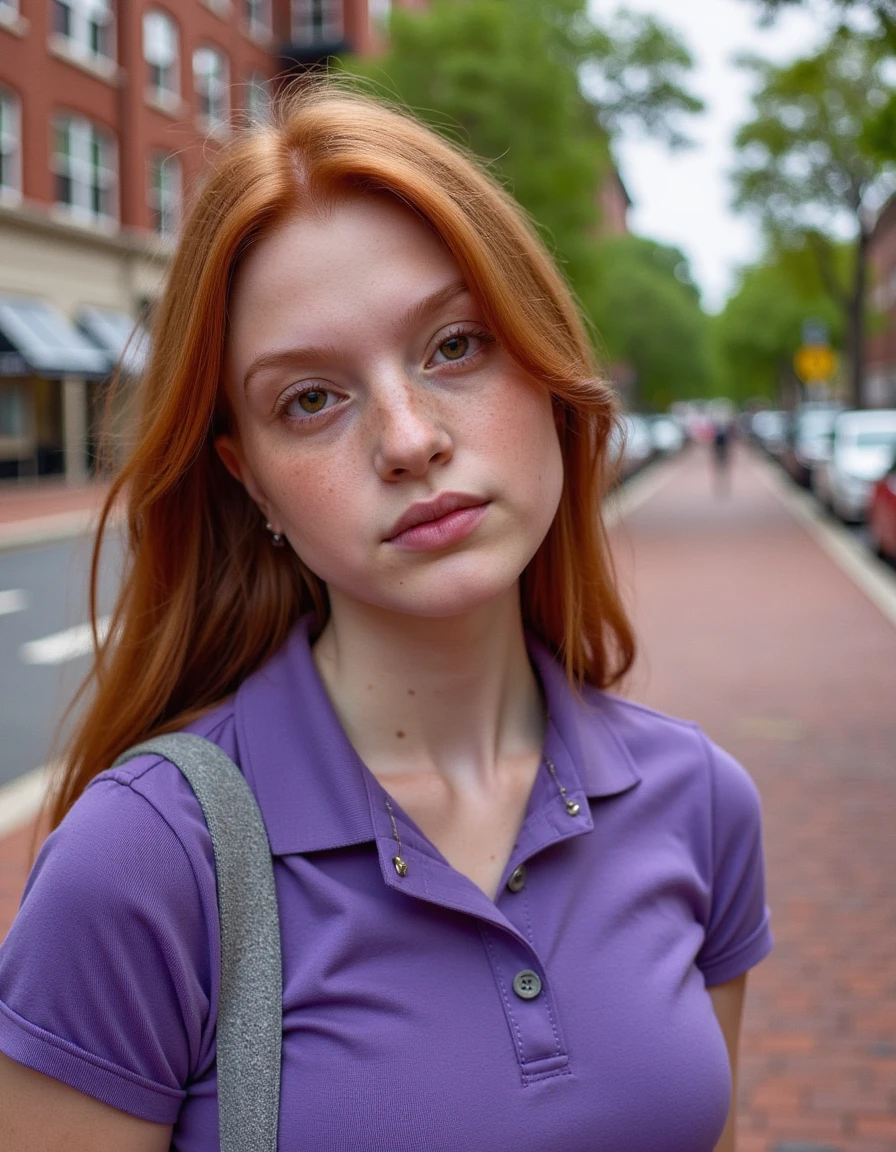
[0,1051,172,1152]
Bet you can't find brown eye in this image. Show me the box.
[298,389,327,413]
[438,334,470,361]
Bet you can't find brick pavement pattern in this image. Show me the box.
[613,445,896,1152]
[1,447,895,1149]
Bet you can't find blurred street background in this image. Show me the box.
[2,1,896,1150]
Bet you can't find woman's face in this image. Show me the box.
[217,194,564,619]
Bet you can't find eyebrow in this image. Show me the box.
[241,277,472,396]
[391,277,471,338]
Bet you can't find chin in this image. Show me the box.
[342,562,525,621]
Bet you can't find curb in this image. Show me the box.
[0,510,102,554]
[0,507,124,554]
[751,454,896,632]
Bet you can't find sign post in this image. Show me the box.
[794,344,837,385]
[795,318,837,388]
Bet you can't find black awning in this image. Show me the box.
[0,295,112,380]
[76,306,150,376]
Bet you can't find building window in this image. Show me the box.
[147,152,181,237]
[369,0,390,32]
[244,0,270,38]
[0,383,26,438]
[291,0,343,44]
[202,0,230,16]
[52,114,117,224]
[51,0,115,63]
[0,0,21,20]
[0,88,21,201]
[143,9,179,103]
[245,73,270,124]
[193,46,229,132]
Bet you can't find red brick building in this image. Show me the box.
[597,168,630,238]
[867,194,896,407]
[0,0,629,478]
[0,0,386,478]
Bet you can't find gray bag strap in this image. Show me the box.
[113,732,282,1152]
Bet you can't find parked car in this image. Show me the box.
[868,459,896,563]
[750,409,789,458]
[609,413,655,480]
[782,403,844,487]
[813,409,896,522]
[648,414,685,455]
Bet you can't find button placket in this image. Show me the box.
[479,924,569,1081]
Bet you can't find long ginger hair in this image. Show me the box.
[51,83,635,828]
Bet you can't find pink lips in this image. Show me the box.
[386,492,489,551]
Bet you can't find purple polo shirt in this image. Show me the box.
[0,619,772,1151]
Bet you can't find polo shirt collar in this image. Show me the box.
[527,634,643,801]
[235,617,640,856]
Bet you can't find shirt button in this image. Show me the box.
[506,865,527,893]
[512,969,543,1000]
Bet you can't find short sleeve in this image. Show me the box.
[0,765,220,1123]
[695,737,773,986]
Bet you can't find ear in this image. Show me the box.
[215,432,281,530]
[551,394,567,436]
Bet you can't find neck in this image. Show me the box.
[312,587,545,786]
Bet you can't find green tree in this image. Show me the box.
[714,241,848,404]
[731,29,896,406]
[743,0,896,41]
[592,237,711,410]
[740,1,896,163]
[343,0,702,332]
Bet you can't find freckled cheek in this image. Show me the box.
[258,449,367,544]
[469,384,558,470]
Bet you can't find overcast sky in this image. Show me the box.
[588,0,826,311]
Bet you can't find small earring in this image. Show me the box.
[265,521,285,548]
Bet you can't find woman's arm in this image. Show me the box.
[710,973,747,1152]
[0,1051,173,1152]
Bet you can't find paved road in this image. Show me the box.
[0,533,122,785]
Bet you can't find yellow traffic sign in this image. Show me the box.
[794,345,837,384]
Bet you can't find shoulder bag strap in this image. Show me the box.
[114,732,282,1152]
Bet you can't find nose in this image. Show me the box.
[372,378,454,481]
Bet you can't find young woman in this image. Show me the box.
[0,86,771,1151]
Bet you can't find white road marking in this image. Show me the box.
[20,616,111,666]
[0,589,29,617]
[752,455,896,633]
[0,763,51,837]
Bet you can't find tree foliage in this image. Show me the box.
[713,241,849,403]
[342,0,705,402]
[592,237,711,410]
[743,0,896,41]
[740,0,896,161]
[731,28,896,403]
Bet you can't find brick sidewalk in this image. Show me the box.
[0,478,109,525]
[1,447,894,1149]
[0,477,112,550]
[615,444,896,1152]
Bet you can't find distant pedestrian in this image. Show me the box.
[0,83,771,1152]
[712,419,734,495]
